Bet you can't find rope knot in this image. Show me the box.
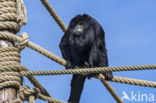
[17,86,40,102]
[17,32,29,50]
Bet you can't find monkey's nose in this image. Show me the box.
[73,25,83,35]
[77,28,82,32]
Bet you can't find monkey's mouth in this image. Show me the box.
[73,25,83,35]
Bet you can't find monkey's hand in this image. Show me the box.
[103,72,113,80]
[66,60,75,69]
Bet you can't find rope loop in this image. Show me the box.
[16,32,29,50]
[17,86,40,102]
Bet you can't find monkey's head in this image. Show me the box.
[66,14,103,49]
[68,14,93,36]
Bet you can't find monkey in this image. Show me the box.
[59,14,113,103]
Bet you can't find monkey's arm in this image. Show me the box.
[88,26,113,80]
[97,29,113,80]
[59,31,74,69]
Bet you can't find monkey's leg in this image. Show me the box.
[68,74,86,103]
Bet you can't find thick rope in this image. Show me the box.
[37,94,66,103]
[0,31,66,66]
[0,0,63,102]
[112,76,156,88]
[15,86,66,103]
[0,0,27,94]
[13,86,65,103]
[40,0,67,32]
[0,0,56,100]
[0,0,27,32]
[97,74,123,103]
[0,47,22,90]
[20,64,156,76]
[0,47,51,97]
[20,67,156,88]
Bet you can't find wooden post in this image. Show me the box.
[0,39,17,103]
[0,0,26,102]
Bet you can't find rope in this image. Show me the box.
[0,0,155,102]
[97,74,123,103]
[0,31,66,66]
[12,86,66,103]
[37,94,66,103]
[0,47,22,90]
[0,0,27,32]
[0,0,54,100]
[0,47,51,96]
[40,0,67,32]
[13,86,66,103]
[112,76,156,88]
[20,66,156,88]
[20,64,156,76]
[0,0,26,95]
[0,48,51,98]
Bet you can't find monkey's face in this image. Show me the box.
[68,14,95,49]
[69,14,91,36]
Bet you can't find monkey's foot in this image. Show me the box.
[103,72,113,80]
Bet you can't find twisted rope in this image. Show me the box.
[0,0,64,102]
[0,0,27,32]
[16,86,39,103]
[0,47,22,89]
[97,74,123,103]
[40,0,67,32]
[37,94,66,103]
[112,76,156,88]
[0,0,26,94]
[20,66,156,88]
[13,86,66,103]
[0,31,66,66]
[20,64,156,76]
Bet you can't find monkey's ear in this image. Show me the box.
[83,14,89,17]
[83,14,91,19]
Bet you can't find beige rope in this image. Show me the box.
[112,76,156,88]
[0,0,62,102]
[37,94,66,103]
[0,31,66,66]
[40,0,67,32]
[0,0,27,32]
[20,64,156,76]
[0,47,22,89]
[0,47,51,97]
[16,0,27,25]
[97,74,123,103]
[20,67,156,88]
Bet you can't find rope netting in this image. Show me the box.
[0,0,155,103]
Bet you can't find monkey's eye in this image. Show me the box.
[79,23,84,25]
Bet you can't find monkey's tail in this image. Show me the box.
[68,74,86,103]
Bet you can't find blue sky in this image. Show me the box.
[21,0,156,103]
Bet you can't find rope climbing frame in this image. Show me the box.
[0,0,155,103]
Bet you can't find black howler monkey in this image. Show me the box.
[59,14,113,103]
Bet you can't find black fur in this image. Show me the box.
[59,14,113,103]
